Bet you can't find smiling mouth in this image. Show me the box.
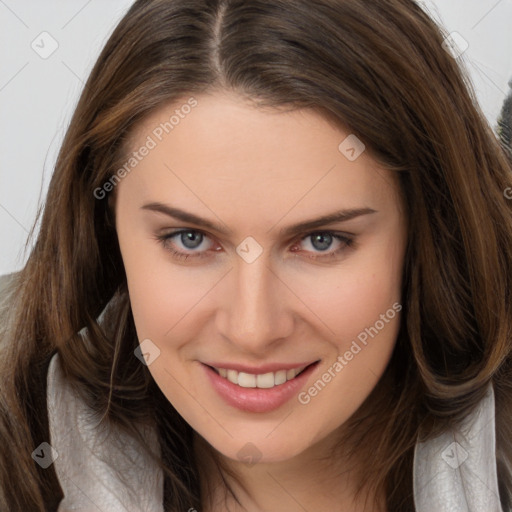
[206,361,318,389]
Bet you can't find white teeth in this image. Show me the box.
[238,372,256,388]
[227,369,238,385]
[213,365,308,388]
[256,372,275,389]
[274,370,287,385]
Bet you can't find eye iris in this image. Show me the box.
[311,233,332,251]
[181,231,203,249]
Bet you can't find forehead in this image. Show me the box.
[120,92,401,220]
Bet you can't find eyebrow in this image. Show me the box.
[141,202,377,238]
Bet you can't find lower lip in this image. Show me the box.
[202,361,320,413]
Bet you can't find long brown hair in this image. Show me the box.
[1,0,512,510]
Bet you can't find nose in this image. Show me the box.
[216,254,295,355]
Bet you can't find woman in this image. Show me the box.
[1,0,512,510]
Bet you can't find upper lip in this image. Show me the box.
[203,360,319,374]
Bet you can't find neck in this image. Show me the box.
[193,428,387,512]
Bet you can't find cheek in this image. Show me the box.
[293,275,402,441]
[288,240,404,350]
[117,224,210,341]
[125,259,213,342]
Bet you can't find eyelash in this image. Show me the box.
[155,229,355,262]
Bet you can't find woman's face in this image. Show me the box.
[115,91,407,464]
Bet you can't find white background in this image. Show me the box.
[1,0,511,275]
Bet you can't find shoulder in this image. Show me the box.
[0,272,17,325]
[413,384,510,511]
[47,351,165,510]
[0,272,21,349]
[0,273,13,296]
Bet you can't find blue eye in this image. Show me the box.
[175,230,205,250]
[292,231,354,260]
[155,229,354,262]
[156,230,212,260]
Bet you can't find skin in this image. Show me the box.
[114,91,407,511]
